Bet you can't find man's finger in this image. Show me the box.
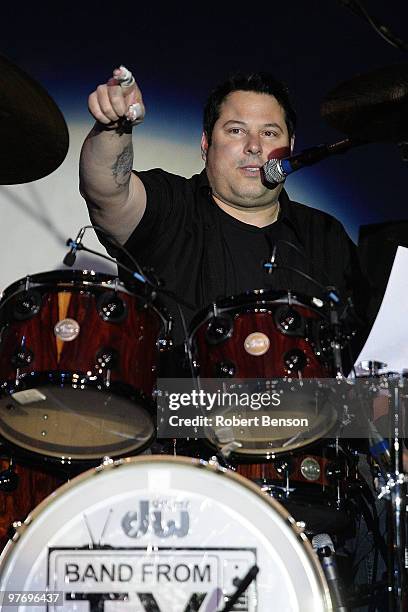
[126,102,145,124]
[88,91,114,124]
[87,67,145,126]
[96,84,120,122]
[110,66,145,124]
[113,65,135,88]
[111,66,141,105]
[107,84,128,118]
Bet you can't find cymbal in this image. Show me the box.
[0,54,69,185]
[321,63,408,143]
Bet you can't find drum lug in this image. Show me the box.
[10,520,24,541]
[12,345,34,368]
[215,360,236,378]
[96,347,118,370]
[275,305,305,336]
[97,292,127,323]
[325,460,346,483]
[274,457,293,476]
[205,314,233,345]
[283,349,307,374]
[0,459,19,492]
[13,289,41,321]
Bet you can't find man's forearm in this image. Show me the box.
[79,67,147,244]
[79,123,134,208]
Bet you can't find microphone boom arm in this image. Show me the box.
[263,137,365,184]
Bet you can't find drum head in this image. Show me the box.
[0,379,154,461]
[205,402,338,456]
[0,456,331,611]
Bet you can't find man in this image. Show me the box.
[80,69,384,610]
[80,68,368,359]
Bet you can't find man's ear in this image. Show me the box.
[201,131,209,161]
[290,135,295,154]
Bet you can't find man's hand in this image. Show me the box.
[80,65,148,245]
[88,65,145,127]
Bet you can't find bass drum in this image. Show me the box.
[0,456,332,612]
[0,455,63,551]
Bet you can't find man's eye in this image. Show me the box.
[228,127,243,134]
[263,130,278,137]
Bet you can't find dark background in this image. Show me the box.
[2,0,408,242]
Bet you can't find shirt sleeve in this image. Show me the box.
[123,168,188,254]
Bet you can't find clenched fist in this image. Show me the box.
[88,65,145,127]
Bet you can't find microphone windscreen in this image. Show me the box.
[63,251,76,267]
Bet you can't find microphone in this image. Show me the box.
[63,226,86,267]
[263,138,360,185]
[312,534,348,612]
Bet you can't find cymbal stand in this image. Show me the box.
[376,375,408,611]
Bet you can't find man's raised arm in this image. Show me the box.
[79,66,146,245]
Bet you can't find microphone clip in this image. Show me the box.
[65,238,84,250]
[63,237,84,267]
[262,261,277,275]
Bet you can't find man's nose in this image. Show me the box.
[245,134,262,155]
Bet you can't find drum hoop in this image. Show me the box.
[0,373,155,464]
[0,454,331,607]
[0,270,171,333]
[189,289,327,343]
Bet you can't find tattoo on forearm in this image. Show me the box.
[111,144,133,187]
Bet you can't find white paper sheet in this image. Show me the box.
[355,245,408,374]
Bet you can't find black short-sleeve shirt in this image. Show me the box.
[117,168,369,361]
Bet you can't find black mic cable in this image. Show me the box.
[62,225,197,360]
[66,239,195,311]
[262,259,341,304]
[263,233,339,300]
[63,224,151,286]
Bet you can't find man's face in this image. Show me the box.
[202,90,293,209]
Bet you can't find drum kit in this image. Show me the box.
[0,55,408,611]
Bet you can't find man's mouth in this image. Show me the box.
[240,165,262,175]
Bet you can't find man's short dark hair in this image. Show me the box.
[203,72,296,145]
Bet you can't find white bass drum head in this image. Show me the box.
[0,456,332,611]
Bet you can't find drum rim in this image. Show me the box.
[0,374,156,464]
[205,416,339,457]
[0,269,172,332]
[0,454,332,609]
[2,269,129,294]
[189,288,328,339]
